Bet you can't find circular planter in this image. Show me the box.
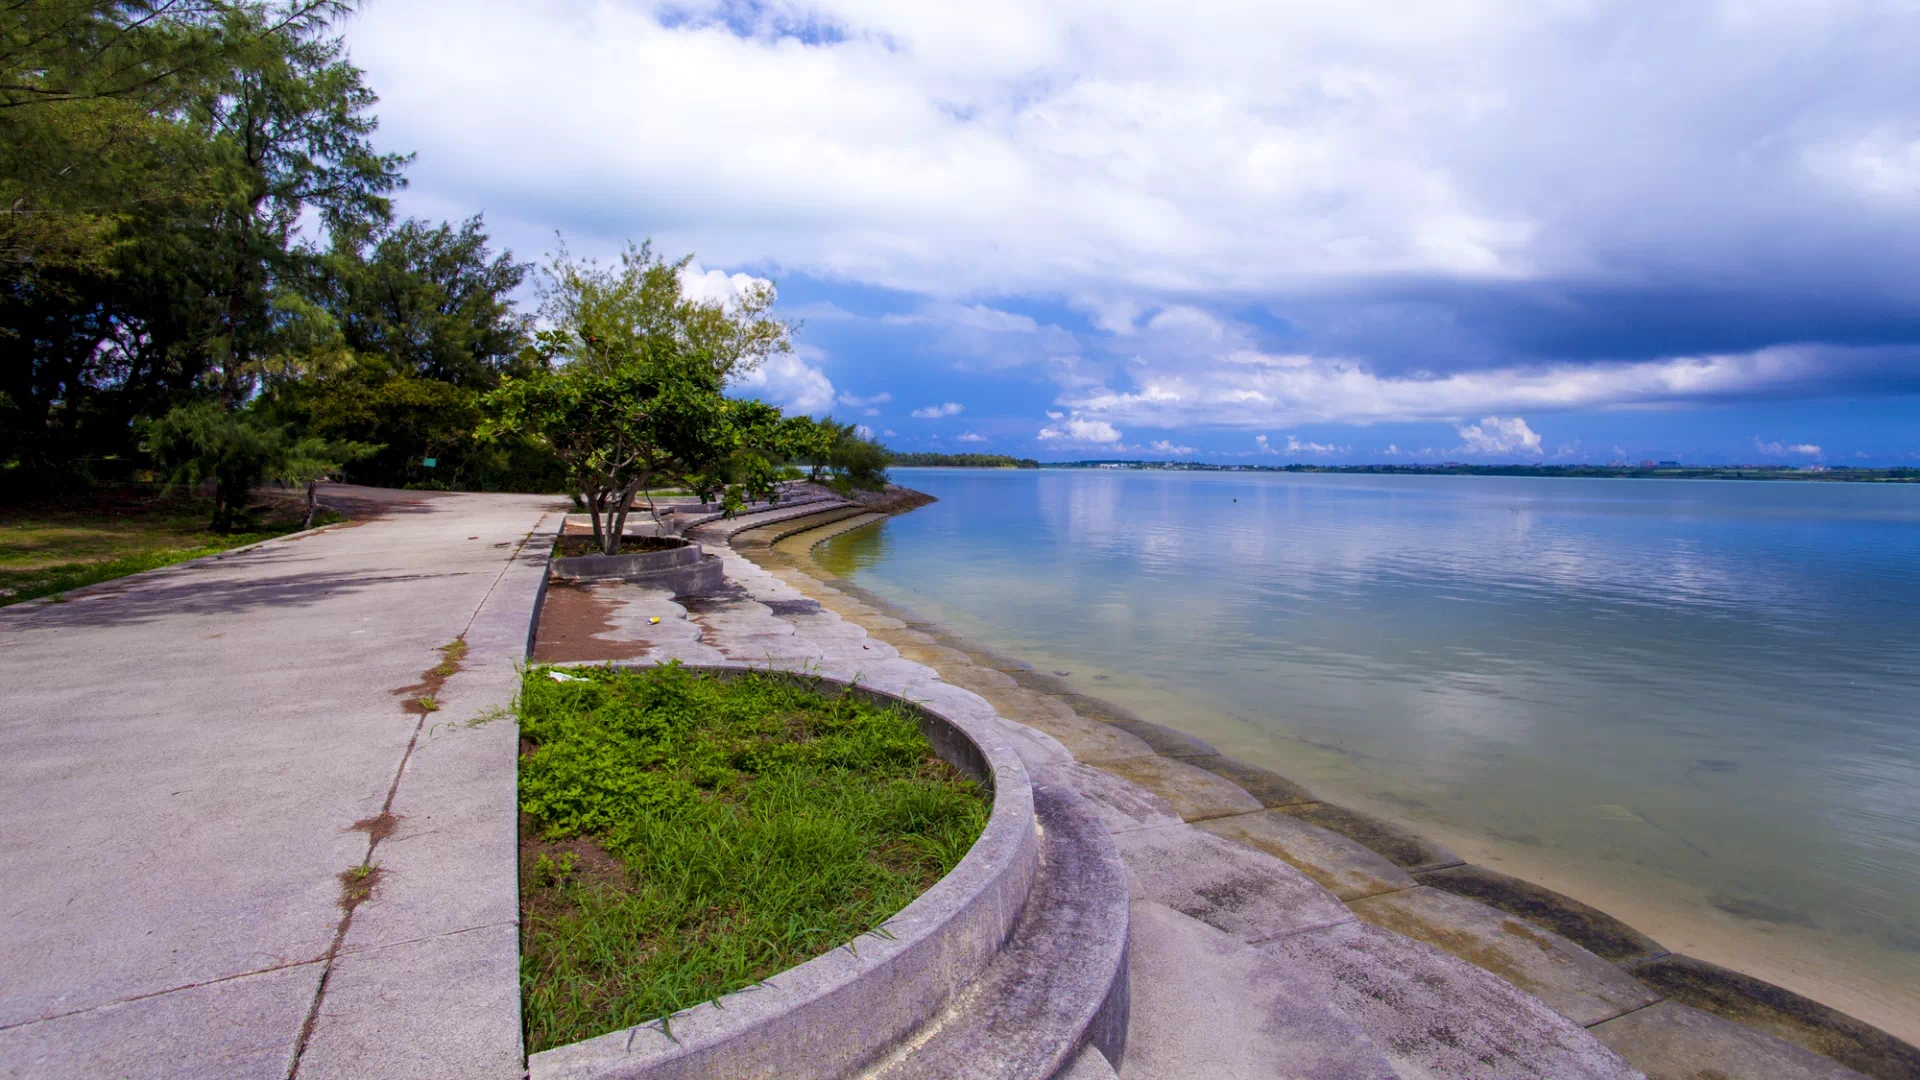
[528,665,1040,1080]
[548,537,725,596]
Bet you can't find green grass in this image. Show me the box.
[0,489,342,607]
[517,664,989,1052]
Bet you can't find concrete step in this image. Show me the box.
[727,505,872,548]
[1120,900,1398,1080]
[862,784,1130,1080]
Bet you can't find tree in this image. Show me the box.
[142,400,367,528]
[537,239,794,382]
[1,2,355,278]
[483,339,762,555]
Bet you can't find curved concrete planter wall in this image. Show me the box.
[548,540,724,596]
[529,666,1047,1080]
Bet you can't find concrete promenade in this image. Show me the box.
[0,487,558,1080]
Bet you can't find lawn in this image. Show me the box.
[0,485,339,606]
[517,663,989,1053]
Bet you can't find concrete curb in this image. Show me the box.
[528,666,1043,1080]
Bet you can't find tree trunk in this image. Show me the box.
[606,481,641,556]
[302,479,317,529]
[585,487,607,552]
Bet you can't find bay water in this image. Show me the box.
[813,467,1920,1037]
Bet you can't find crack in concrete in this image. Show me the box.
[284,517,548,1079]
[0,956,329,1033]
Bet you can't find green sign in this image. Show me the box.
[422,457,437,468]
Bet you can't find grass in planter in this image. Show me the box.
[517,663,989,1053]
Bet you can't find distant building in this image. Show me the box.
[1640,459,1657,468]
[1657,460,1679,466]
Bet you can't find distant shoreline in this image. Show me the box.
[893,460,1918,482]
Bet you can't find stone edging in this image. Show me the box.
[527,665,1043,1080]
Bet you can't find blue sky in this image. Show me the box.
[344,1,1920,464]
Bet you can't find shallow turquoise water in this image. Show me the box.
[818,468,1920,1009]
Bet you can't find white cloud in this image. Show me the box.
[353,0,1920,304]
[1754,437,1823,457]
[1455,415,1543,456]
[838,391,893,407]
[882,428,897,436]
[911,401,966,418]
[1150,439,1196,456]
[1046,410,1065,419]
[677,260,770,306]
[1382,443,1403,455]
[1257,433,1346,456]
[855,424,874,439]
[1062,344,1836,429]
[730,349,836,414]
[1038,417,1123,444]
[957,432,988,443]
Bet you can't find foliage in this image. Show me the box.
[141,401,367,528]
[0,3,883,505]
[887,452,1040,468]
[781,416,890,493]
[486,242,814,551]
[516,664,987,1050]
[537,239,793,381]
[483,340,767,553]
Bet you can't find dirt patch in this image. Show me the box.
[531,582,651,663]
[337,863,386,913]
[351,811,401,846]
[390,637,467,715]
[553,535,686,558]
[517,812,629,922]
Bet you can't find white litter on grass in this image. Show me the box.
[548,670,585,682]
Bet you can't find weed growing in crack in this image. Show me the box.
[517,662,987,1052]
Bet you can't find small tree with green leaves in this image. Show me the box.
[142,401,370,529]
[482,340,775,554]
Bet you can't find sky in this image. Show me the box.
[342,0,1920,465]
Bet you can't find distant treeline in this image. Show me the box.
[888,452,1040,468]
[1052,461,1919,482]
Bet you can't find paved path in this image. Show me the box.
[0,487,558,1080]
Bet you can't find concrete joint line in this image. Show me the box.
[1584,996,1667,1029]
[285,517,548,1079]
[0,956,329,1034]
[1245,916,1360,947]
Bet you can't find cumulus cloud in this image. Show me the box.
[1455,415,1543,456]
[349,0,1920,439]
[855,424,874,439]
[1038,417,1123,445]
[838,391,892,407]
[911,401,965,418]
[1150,439,1196,456]
[1257,433,1346,456]
[1754,437,1823,457]
[957,432,988,443]
[730,348,836,413]
[677,260,769,306]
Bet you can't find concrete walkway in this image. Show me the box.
[0,487,558,1080]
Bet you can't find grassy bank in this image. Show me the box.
[517,664,989,1052]
[0,487,340,606]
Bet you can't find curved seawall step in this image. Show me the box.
[861,783,1131,1080]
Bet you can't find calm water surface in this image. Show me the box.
[817,468,1920,1018]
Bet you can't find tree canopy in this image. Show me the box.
[2,1,875,532]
